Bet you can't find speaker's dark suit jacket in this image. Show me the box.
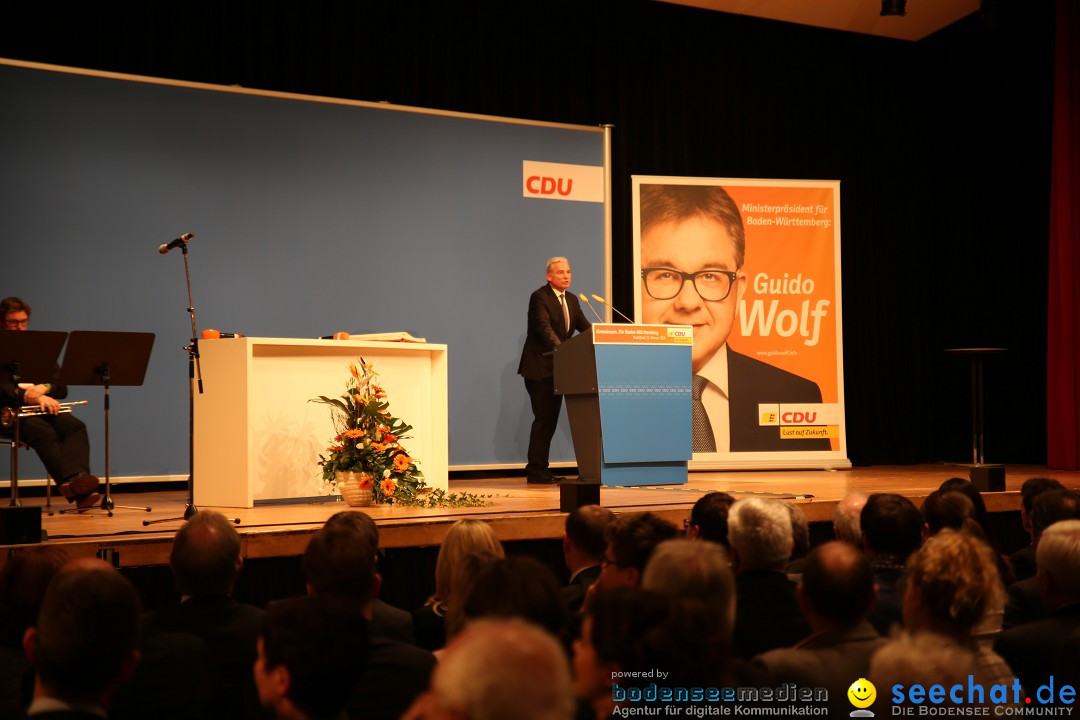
[517,285,590,381]
[727,347,832,452]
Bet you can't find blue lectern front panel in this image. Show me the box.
[595,344,692,466]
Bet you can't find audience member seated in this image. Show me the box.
[860,493,923,635]
[572,588,730,720]
[457,555,568,643]
[642,538,735,651]
[728,498,810,660]
[254,596,368,720]
[22,559,141,719]
[403,618,574,720]
[142,510,264,720]
[685,491,735,548]
[901,529,1015,686]
[304,524,436,720]
[323,510,416,644]
[0,547,69,720]
[1009,477,1063,582]
[412,519,504,651]
[561,505,614,615]
[921,489,978,537]
[785,503,810,579]
[832,492,868,547]
[1003,489,1080,628]
[994,519,1080,697]
[752,541,885,718]
[939,477,1015,586]
[440,551,503,647]
[591,512,678,599]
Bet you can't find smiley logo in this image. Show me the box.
[847,678,876,712]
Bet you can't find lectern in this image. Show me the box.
[554,324,692,509]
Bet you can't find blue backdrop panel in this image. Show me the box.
[0,62,606,478]
[595,344,691,486]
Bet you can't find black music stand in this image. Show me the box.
[58,331,156,516]
[1,330,68,507]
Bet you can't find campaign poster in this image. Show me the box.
[632,177,848,468]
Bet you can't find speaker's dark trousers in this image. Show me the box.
[524,376,563,474]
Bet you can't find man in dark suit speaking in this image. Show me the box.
[517,257,591,484]
[638,184,829,453]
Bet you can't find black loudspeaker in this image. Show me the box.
[970,464,1006,493]
[0,506,42,544]
[559,480,601,513]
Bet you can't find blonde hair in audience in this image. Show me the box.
[430,519,504,611]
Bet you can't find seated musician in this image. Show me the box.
[2,296,100,508]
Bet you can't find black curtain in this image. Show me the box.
[0,0,1056,466]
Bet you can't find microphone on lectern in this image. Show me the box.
[591,294,635,324]
[579,293,604,324]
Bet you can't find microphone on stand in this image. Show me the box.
[579,293,604,324]
[591,294,635,324]
[158,232,195,254]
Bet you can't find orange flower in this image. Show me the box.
[343,429,365,439]
[383,433,397,443]
[348,363,360,381]
[393,453,412,473]
[381,478,397,497]
[357,475,374,490]
[373,442,389,453]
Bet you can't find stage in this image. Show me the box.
[4,463,1077,571]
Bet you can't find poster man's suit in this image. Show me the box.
[518,284,590,483]
[726,346,831,452]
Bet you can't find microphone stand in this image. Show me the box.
[146,242,211,526]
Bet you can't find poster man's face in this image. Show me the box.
[640,216,745,372]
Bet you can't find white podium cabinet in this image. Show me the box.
[193,337,448,507]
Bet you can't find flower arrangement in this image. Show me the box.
[312,358,491,508]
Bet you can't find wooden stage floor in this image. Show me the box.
[4,463,1079,570]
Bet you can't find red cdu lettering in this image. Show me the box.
[526,176,542,194]
[541,177,557,194]
[557,177,573,196]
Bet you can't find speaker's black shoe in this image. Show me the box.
[526,471,559,484]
